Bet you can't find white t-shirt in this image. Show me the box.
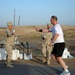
[49,24,65,44]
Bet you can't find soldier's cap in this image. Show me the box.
[47,23,51,26]
[7,22,13,26]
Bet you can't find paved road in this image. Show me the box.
[0,62,75,75]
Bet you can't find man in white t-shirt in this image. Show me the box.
[36,16,70,75]
[49,24,65,44]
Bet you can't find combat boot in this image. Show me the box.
[7,63,14,68]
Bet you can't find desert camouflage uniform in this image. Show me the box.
[5,23,15,66]
[41,32,52,65]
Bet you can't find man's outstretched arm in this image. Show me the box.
[35,27,51,33]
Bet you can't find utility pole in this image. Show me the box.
[18,16,20,26]
[14,9,16,26]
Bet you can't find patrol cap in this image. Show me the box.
[47,23,51,26]
[7,22,13,26]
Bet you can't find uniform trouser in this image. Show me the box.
[5,45,12,64]
[42,44,52,61]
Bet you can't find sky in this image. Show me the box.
[0,0,75,27]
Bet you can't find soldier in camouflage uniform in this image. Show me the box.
[5,22,15,68]
[41,24,52,65]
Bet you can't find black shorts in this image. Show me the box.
[51,42,65,57]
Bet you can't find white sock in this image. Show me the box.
[65,69,69,73]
